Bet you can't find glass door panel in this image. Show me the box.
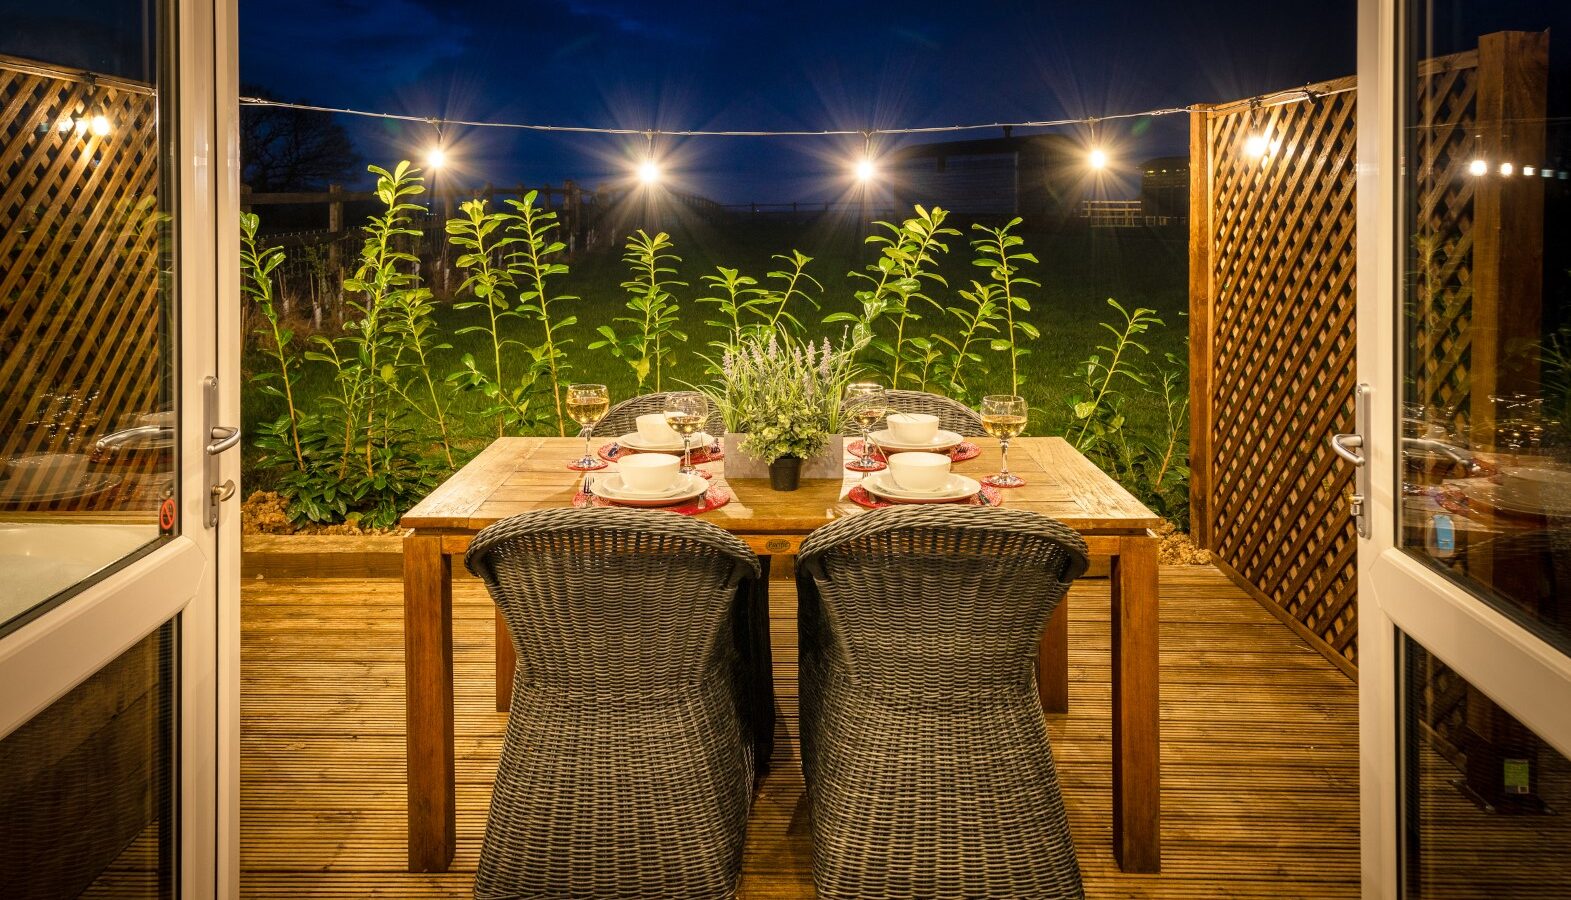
[1401,635,1571,898]
[0,0,177,638]
[0,620,177,899]
[1400,2,1571,655]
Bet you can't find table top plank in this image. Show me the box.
[401,436,1160,534]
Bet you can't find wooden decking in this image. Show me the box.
[239,564,1361,898]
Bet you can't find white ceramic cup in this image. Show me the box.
[635,412,681,445]
[887,451,952,493]
[619,453,682,493]
[886,412,940,445]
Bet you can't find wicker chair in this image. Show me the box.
[464,508,774,899]
[842,389,987,437]
[795,505,1091,900]
[589,392,727,438]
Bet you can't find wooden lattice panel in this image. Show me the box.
[1193,74,1362,670]
[1190,46,1512,674]
[0,55,165,498]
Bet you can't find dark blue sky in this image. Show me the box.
[237,0,1358,202]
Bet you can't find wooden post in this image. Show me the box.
[1187,105,1215,549]
[1468,31,1548,451]
[564,179,581,256]
[327,184,344,328]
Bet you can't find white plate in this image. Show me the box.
[617,431,714,453]
[0,473,121,504]
[590,472,707,507]
[1459,481,1571,518]
[862,470,980,503]
[868,429,965,453]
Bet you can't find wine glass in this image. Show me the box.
[845,382,888,472]
[664,392,709,475]
[980,395,1028,488]
[566,384,610,470]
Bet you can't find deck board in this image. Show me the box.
[239,565,1362,898]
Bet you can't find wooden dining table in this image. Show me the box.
[399,435,1163,875]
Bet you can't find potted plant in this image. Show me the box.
[704,333,858,489]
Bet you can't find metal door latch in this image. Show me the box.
[1327,383,1372,539]
[203,377,240,528]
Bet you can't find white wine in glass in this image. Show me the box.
[980,395,1028,488]
[664,392,709,474]
[844,382,888,472]
[566,384,610,469]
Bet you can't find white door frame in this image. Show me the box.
[0,0,241,894]
[1356,0,1571,897]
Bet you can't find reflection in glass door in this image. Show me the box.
[0,0,202,897]
[0,3,177,639]
[1393,1,1571,897]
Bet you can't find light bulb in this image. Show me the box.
[1244,134,1270,157]
[637,159,660,184]
[854,158,876,182]
[425,147,446,169]
[1468,158,1488,177]
[1088,148,1108,170]
[57,117,74,133]
[1524,166,1536,176]
[89,114,110,136]
[1499,161,1514,177]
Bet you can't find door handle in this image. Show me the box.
[1328,432,1365,466]
[206,425,241,455]
[202,377,236,528]
[1328,384,1372,539]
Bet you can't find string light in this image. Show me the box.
[1244,133,1270,157]
[853,131,878,183]
[236,83,1353,142]
[88,114,111,136]
[1088,148,1108,170]
[635,131,662,185]
[424,120,447,170]
[1499,161,1514,177]
[1469,158,1488,176]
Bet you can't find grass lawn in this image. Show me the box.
[242,209,1188,491]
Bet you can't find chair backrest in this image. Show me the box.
[843,389,987,437]
[590,392,728,438]
[465,508,760,692]
[796,506,1089,694]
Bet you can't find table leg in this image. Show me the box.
[404,532,455,873]
[1111,533,1160,872]
[1038,594,1070,714]
[495,611,515,713]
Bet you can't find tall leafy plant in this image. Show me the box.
[1066,298,1163,450]
[971,218,1041,395]
[592,230,686,389]
[446,198,527,436]
[240,212,304,472]
[504,190,579,435]
[827,205,957,387]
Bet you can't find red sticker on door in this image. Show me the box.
[159,497,177,535]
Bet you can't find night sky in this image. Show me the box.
[234,0,1359,202]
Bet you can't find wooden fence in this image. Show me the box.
[0,54,167,497]
[1188,33,1546,676]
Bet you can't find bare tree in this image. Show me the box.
[241,85,360,192]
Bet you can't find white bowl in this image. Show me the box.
[887,412,940,445]
[635,412,681,445]
[887,451,952,493]
[618,453,681,494]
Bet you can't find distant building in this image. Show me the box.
[886,132,1084,222]
[1140,156,1189,219]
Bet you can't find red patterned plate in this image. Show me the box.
[573,481,732,515]
[847,483,1001,510]
[598,440,725,464]
[846,439,980,465]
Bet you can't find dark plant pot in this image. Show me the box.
[769,456,803,491]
